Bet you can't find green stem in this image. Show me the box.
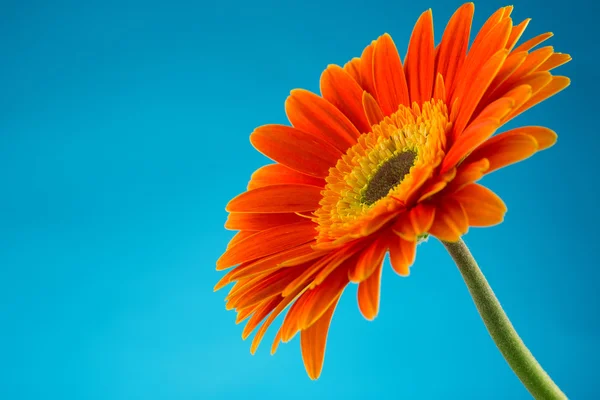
[442,238,566,400]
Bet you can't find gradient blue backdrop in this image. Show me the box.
[1,0,597,398]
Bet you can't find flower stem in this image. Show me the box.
[442,238,566,400]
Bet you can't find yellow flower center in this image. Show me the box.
[314,100,451,243]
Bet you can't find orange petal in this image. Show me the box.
[250,283,308,354]
[321,65,372,134]
[475,97,515,122]
[343,58,362,85]
[348,236,388,283]
[298,264,350,330]
[446,158,490,193]
[504,126,557,151]
[409,203,436,236]
[428,198,468,242]
[242,296,281,340]
[442,117,501,173]
[250,125,342,178]
[451,18,512,121]
[232,267,307,310]
[453,49,509,136]
[280,248,330,267]
[469,7,510,53]
[388,236,416,276]
[362,91,384,127]
[452,184,507,227]
[487,47,554,101]
[357,263,383,320]
[225,212,307,231]
[417,180,448,203]
[466,126,556,174]
[312,242,367,286]
[229,242,317,280]
[433,73,446,102]
[538,53,572,71]
[300,295,339,380]
[373,33,409,116]
[436,2,474,96]
[414,165,455,204]
[506,19,531,51]
[227,230,256,250]
[216,221,317,270]
[285,89,361,153]
[226,273,268,302]
[513,32,553,53]
[359,41,376,96]
[478,51,527,110]
[214,262,247,291]
[468,134,537,174]
[282,250,347,297]
[248,164,325,190]
[227,184,323,213]
[405,9,435,104]
[392,211,416,241]
[235,301,263,325]
[511,76,570,118]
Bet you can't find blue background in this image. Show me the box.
[1,0,597,398]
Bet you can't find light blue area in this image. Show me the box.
[1,0,597,398]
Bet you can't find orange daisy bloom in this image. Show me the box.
[215,3,570,379]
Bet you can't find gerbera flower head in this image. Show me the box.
[215,3,570,380]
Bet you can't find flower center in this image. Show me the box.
[314,100,450,244]
[362,150,417,205]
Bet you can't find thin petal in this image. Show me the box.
[453,49,509,136]
[429,198,469,242]
[409,203,436,236]
[321,65,372,134]
[343,58,362,85]
[433,73,446,102]
[513,32,553,53]
[452,184,507,227]
[466,126,556,174]
[451,17,512,114]
[446,158,490,193]
[468,134,538,174]
[487,47,554,101]
[373,34,410,115]
[436,2,474,96]
[362,91,384,126]
[357,263,383,320]
[538,53,572,71]
[250,284,308,354]
[442,117,502,173]
[250,125,342,178]
[216,221,317,270]
[297,262,351,331]
[300,296,339,380]
[348,236,388,283]
[242,297,280,340]
[285,89,361,153]
[225,212,308,231]
[506,19,531,51]
[227,184,323,213]
[227,230,256,250]
[248,164,325,190]
[359,41,376,96]
[229,242,317,280]
[231,267,307,310]
[388,236,416,276]
[405,9,435,104]
[511,76,570,118]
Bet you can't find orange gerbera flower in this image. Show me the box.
[215,3,570,379]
